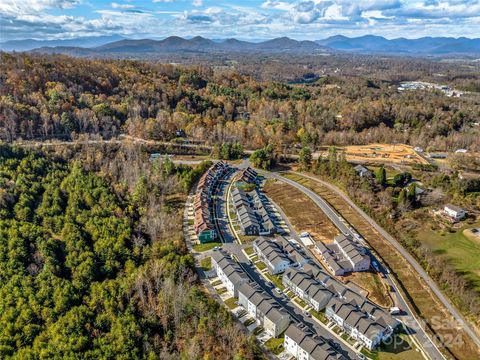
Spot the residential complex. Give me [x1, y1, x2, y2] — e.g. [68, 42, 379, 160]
[211, 248, 248, 297]
[284, 324, 347, 360]
[194, 161, 230, 243]
[253, 237, 309, 275]
[238, 281, 291, 337]
[326, 297, 398, 350]
[231, 186, 276, 236]
[315, 234, 370, 276]
[282, 267, 333, 312]
[210, 249, 291, 338]
[282, 263, 399, 350]
[239, 166, 258, 184]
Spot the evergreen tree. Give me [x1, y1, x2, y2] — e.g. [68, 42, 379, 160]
[376, 166, 387, 187]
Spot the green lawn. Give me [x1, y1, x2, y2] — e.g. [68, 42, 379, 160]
[216, 287, 228, 295]
[244, 246, 255, 256]
[361, 333, 423, 360]
[243, 318, 256, 326]
[264, 336, 285, 355]
[310, 309, 327, 323]
[200, 257, 211, 271]
[265, 273, 285, 290]
[211, 279, 222, 287]
[255, 261, 267, 271]
[418, 221, 480, 292]
[193, 241, 222, 252]
[293, 297, 307, 308]
[224, 297, 238, 310]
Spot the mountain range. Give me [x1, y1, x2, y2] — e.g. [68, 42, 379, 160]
[1, 35, 479, 57]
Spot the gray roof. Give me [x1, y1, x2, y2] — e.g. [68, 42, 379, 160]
[254, 238, 290, 267]
[285, 324, 347, 360]
[445, 203, 464, 213]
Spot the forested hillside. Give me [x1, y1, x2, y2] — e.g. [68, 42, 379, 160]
[1, 53, 479, 151]
[0, 145, 259, 359]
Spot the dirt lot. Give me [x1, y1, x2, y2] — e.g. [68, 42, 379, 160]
[263, 179, 339, 242]
[317, 143, 429, 166]
[282, 172, 479, 360]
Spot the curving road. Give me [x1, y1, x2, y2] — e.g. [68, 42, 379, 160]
[289, 171, 480, 352]
[257, 169, 448, 360]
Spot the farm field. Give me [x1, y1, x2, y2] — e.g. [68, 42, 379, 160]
[316, 143, 429, 166]
[281, 172, 479, 360]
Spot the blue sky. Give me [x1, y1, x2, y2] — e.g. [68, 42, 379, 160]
[1, 0, 479, 41]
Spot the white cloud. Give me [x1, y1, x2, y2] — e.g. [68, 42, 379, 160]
[1, 0, 480, 41]
[111, 2, 135, 9]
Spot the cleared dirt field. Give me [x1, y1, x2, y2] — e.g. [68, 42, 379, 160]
[282, 172, 479, 360]
[320, 143, 429, 166]
[263, 179, 339, 242]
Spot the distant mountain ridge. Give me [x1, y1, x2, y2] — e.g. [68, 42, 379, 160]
[316, 35, 480, 55]
[3, 35, 479, 57]
[0, 35, 125, 52]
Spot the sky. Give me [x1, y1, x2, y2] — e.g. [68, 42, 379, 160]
[1, 0, 479, 42]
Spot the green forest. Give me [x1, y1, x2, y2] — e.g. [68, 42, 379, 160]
[0, 144, 259, 359]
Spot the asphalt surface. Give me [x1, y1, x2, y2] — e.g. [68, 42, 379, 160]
[212, 169, 360, 360]
[290, 171, 480, 352]
[259, 170, 450, 360]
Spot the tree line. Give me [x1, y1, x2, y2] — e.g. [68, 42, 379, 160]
[1, 53, 479, 153]
[0, 144, 261, 359]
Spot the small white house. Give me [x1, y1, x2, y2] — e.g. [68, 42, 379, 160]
[444, 204, 467, 221]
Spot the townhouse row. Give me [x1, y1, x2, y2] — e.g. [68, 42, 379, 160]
[315, 234, 370, 276]
[193, 161, 230, 243]
[284, 324, 347, 360]
[231, 186, 276, 236]
[211, 249, 348, 359]
[253, 237, 309, 274]
[282, 264, 399, 350]
[210, 249, 290, 337]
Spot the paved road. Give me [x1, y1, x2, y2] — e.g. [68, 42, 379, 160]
[290, 171, 480, 352]
[212, 170, 359, 359]
[257, 170, 448, 360]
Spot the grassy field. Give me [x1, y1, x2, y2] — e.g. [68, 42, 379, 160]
[344, 271, 393, 308]
[281, 172, 479, 360]
[417, 222, 480, 292]
[193, 241, 222, 252]
[263, 179, 339, 242]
